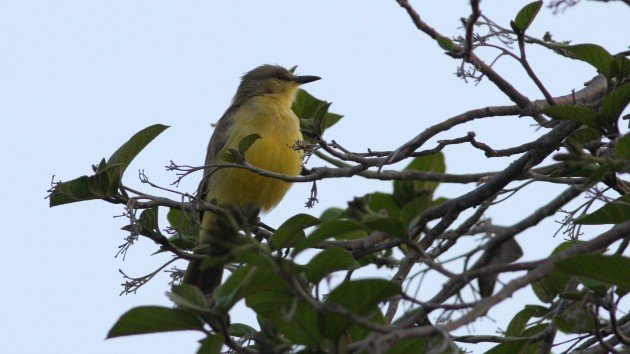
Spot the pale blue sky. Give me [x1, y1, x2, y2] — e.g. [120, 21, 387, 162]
[1, 1, 628, 353]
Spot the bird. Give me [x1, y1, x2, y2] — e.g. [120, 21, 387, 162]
[183, 65, 321, 294]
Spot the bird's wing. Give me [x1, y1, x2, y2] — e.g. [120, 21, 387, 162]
[196, 104, 239, 199]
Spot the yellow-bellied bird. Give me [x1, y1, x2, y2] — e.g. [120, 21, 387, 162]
[183, 65, 321, 294]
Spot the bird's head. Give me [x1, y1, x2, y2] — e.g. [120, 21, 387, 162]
[234, 65, 321, 107]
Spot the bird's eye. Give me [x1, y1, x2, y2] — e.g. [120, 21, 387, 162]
[276, 73, 287, 81]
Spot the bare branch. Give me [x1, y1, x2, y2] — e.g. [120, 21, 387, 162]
[444, 221, 630, 331]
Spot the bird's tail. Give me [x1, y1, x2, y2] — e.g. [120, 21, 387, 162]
[182, 210, 224, 295]
[182, 258, 224, 296]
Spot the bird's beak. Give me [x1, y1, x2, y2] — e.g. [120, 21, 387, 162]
[293, 75, 321, 85]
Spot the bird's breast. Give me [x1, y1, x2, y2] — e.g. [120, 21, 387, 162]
[207, 97, 303, 211]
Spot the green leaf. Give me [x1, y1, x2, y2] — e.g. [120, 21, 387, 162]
[269, 214, 321, 250]
[246, 290, 292, 318]
[611, 56, 630, 79]
[321, 279, 400, 339]
[521, 324, 549, 352]
[138, 207, 160, 236]
[362, 217, 406, 238]
[584, 165, 611, 186]
[559, 291, 588, 301]
[556, 255, 630, 288]
[159, 232, 196, 252]
[387, 338, 434, 354]
[273, 301, 324, 347]
[367, 192, 400, 218]
[293, 219, 366, 255]
[49, 164, 125, 206]
[506, 315, 530, 338]
[506, 307, 541, 336]
[566, 126, 602, 146]
[94, 157, 107, 172]
[393, 153, 445, 206]
[319, 207, 345, 221]
[327, 280, 401, 310]
[50, 124, 168, 207]
[106, 306, 204, 338]
[531, 242, 575, 303]
[237, 265, 317, 348]
[343, 310, 387, 343]
[244, 273, 324, 347]
[617, 133, 630, 159]
[227, 323, 257, 338]
[400, 195, 431, 226]
[234, 247, 275, 267]
[107, 124, 169, 174]
[485, 324, 548, 354]
[197, 334, 224, 354]
[478, 239, 523, 298]
[292, 89, 343, 137]
[599, 83, 630, 123]
[218, 148, 239, 163]
[513, 1, 543, 32]
[557, 301, 596, 334]
[575, 194, 630, 224]
[485, 339, 528, 354]
[167, 208, 199, 236]
[410, 153, 445, 193]
[213, 266, 257, 312]
[577, 276, 610, 296]
[238, 133, 262, 154]
[565, 44, 614, 78]
[323, 116, 343, 132]
[305, 247, 358, 283]
[318, 220, 366, 241]
[544, 105, 600, 130]
[244, 266, 294, 295]
[167, 284, 209, 313]
[436, 36, 454, 51]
